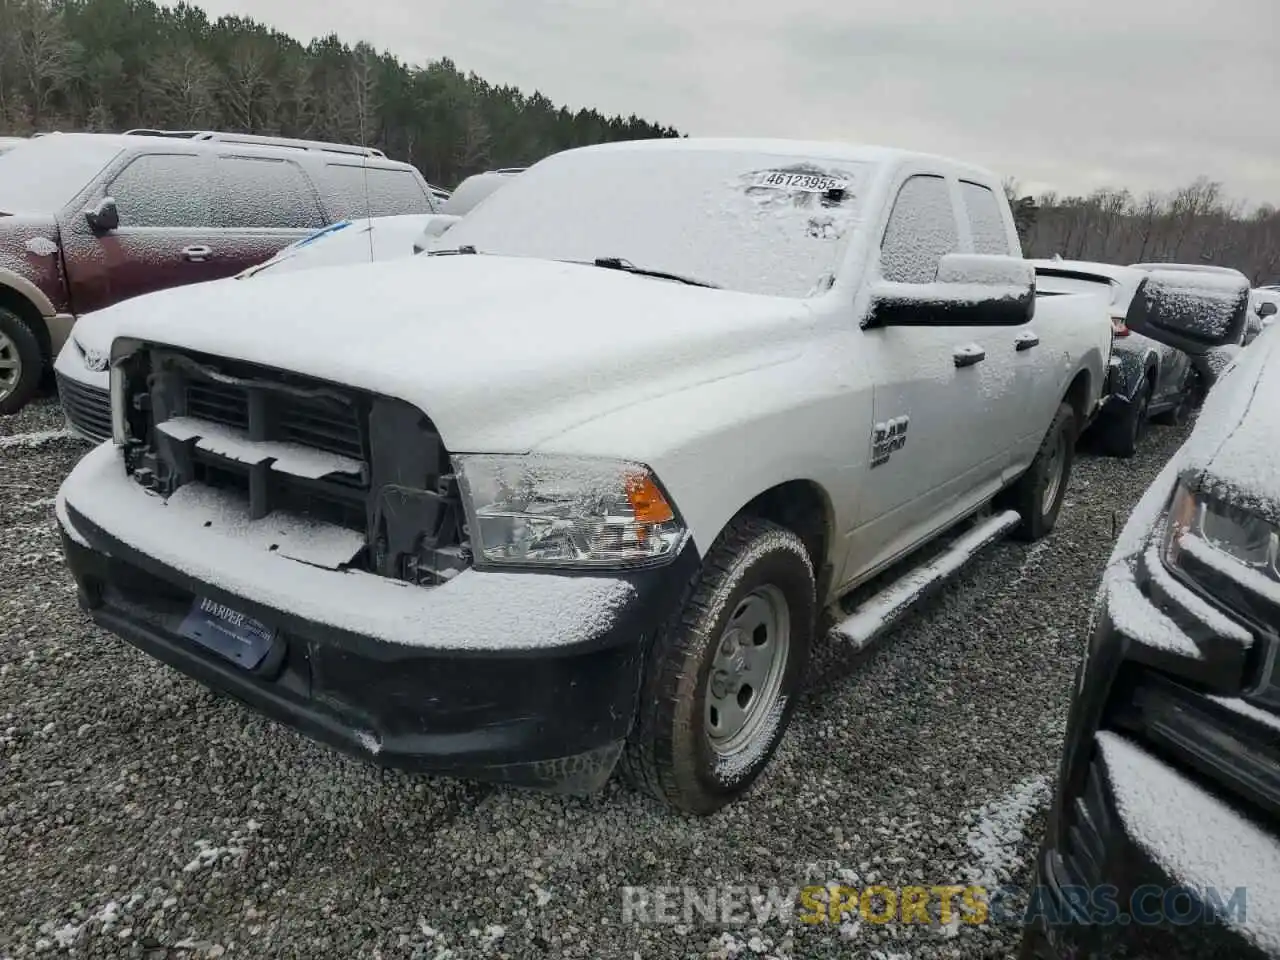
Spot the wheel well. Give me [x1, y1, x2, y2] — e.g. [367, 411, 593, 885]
[0, 285, 51, 363]
[1063, 369, 1090, 424]
[741, 480, 833, 575]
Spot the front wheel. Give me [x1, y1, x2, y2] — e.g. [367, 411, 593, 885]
[621, 516, 815, 814]
[1006, 402, 1076, 542]
[0, 307, 43, 416]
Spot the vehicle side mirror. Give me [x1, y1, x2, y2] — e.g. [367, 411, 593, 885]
[84, 196, 119, 233]
[1258, 301, 1278, 318]
[1123, 270, 1251, 355]
[412, 214, 463, 254]
[865, 254, 1035, 328]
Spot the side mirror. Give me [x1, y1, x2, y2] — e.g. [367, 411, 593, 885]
[1258, 301, 1278, 319]
[412, 214, 462, 254]
[1123, 269, 1251, 355]
[865, 254, 1035, 328]
[84, 196, 119, 233]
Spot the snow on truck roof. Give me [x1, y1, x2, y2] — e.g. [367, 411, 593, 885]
[568, 137, 999, 179]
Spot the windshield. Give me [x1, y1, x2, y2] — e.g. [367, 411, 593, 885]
[438, 147, 871, 298]
[0, 135, 124, 214]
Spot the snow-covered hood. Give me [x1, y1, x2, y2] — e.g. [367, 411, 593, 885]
[98, 253, 817, 450]
[1179, 330, 1280, 522]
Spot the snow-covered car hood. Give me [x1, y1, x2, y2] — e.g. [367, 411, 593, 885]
[96, 253, 817, 451]
[1177, 330, 1280, 521]
[235, 214, 445, 280]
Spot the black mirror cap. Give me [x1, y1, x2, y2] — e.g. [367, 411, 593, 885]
[1259, 301, 1278, 318]
[1124, 270, 1251, 355]
[84, 196, 119, 233]
[867, 284, 1034, 328]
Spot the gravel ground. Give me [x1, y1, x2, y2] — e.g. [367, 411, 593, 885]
[0, 396, 1190, 960]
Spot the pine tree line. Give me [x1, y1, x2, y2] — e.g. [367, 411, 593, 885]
[0, 0, 681, 188]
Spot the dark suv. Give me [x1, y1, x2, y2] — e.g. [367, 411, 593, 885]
[1023, 271, 1276, 959]
[0, 129, 440, 413]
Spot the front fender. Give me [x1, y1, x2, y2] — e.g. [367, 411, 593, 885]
[1110, 345, 1158, 401]
[529, 335, 872, 568]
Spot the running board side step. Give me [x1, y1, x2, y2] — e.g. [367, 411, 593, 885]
[830, 510, 1021, 650]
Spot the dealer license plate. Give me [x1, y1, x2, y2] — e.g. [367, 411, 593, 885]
[178, 596, 277, 669]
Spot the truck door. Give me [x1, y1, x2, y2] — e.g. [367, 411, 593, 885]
[842, 174, 1019, 585]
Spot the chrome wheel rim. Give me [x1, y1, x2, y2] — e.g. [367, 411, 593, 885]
[705, 585, 791, 757]
[0, 330, 19, 401]
[1041, 428, 1067, 515]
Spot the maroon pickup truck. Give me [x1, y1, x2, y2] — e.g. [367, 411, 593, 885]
[0, 130, 441, 414]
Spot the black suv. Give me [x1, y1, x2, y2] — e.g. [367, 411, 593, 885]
[0, 129, 440, 414]
[1023, 270, 1278, 959]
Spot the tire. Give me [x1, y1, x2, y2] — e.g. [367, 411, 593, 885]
[1006, 402, 1075, 543]
[0, 307, 43, 416]
[621, 516, 815, 814]
[1099, 374, 1151, 458]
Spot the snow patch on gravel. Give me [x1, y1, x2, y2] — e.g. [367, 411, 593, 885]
[0, 429, 78, 450]
[963, 775, 1050, 888]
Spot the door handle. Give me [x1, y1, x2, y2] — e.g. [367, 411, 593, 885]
[1014, 331, 1040, 351]
[182, 244, 214, 262]
[953, 344, 986, 368]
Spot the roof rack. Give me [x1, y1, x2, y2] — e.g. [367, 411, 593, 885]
[490, 167, 526, 175]
[122, 129, 386, 159]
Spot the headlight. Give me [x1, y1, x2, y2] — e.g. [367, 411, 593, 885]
[109, 337, 142, 445]
[1163, 481, 1280, 603]
[455, 455, 688, 569]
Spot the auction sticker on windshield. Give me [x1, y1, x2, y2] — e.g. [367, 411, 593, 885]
[753, 171, 850, 193]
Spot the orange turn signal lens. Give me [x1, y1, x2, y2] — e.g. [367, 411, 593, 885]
[625, 474, 675, 525]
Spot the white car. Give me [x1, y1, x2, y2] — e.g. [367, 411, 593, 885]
[438, 169, 523, 217]
[56, 139, 1111, 813]
[55, 213, 457, 442]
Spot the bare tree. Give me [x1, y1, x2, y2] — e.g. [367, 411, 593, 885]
[14, 0, 77, 128]
[144, 47, 217, 128]
[221, 38, 270, 132]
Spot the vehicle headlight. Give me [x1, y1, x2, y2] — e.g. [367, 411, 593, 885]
[1163, 481, 1280, 594]
[455, 455, 688, 568]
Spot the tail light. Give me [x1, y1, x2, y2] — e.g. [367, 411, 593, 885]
[1111, 317, 1130, 337]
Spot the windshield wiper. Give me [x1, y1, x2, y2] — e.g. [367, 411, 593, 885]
[427, 245, 480, 256]
[587, 257, 720, 288]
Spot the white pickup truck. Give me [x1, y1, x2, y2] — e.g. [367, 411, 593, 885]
[56, 139, 1111, 813]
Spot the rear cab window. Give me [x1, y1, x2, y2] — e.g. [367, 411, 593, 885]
[319, 163, 435, 220]
[959, 180, 1012, 256]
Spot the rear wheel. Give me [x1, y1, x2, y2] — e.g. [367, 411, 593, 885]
[0, 307, 43, 415]
[1006, 402, 1076, 542]
[1099, 374, 1151, 458]
[621, 516, 815, 814]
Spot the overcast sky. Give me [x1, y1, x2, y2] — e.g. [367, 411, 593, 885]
[200, 0, 1278, 203]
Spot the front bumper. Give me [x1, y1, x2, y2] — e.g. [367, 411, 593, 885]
[57, 443, 698, 792]
[1029, 576, 1280, 958]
